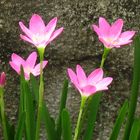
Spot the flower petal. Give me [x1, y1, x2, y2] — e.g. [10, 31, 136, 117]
[76, 65, 87, 87]
[11, 53, 25, 66]
[19, 22, 33, 39]
[26, 52, 37, 68]
[47, 27, 64, 44]
[88, 68, 103, 85]
[67, 68, 79, 87]
[114, 40, 132, 47]
[29, 14, 45, 34]
[32, 61, 48, 76]
[109, 19, 123, 40]
[44, 17, 58, 41]
[81, 85, 96, 97]
[20, 34, 34, 44]
[9, 62, 20, 74]
[99, 17, 110, 37]
[95, 77, 113, 91]
[0, 72, 6, 87]
[99, 37, 112, 48]
[119, 31, 135, 42]
[92, 25, 102, 36]
[24, 73, 30, 80]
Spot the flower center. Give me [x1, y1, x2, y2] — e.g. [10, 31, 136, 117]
[105, 38, 118, 45]
[24, 66, 31, 75]
[32, 33, 44, 44]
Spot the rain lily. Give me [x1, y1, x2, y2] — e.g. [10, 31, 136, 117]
[92, 17, 135, 48]
[0, 72, 6, 87]
[9, 52, 48, 80]
[67, 65, 113, 97]
[19, 14, 64, 48]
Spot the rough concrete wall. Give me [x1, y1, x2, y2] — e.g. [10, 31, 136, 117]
[0, 0, 139, 64]
[0, 0, 140, 139]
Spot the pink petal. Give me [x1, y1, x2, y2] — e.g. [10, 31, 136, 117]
[26, 52, 37, 68]
[24, 73, 30, 80]
[76, 65, 87, 87]
[99, 17, 110, 37]
[99, 37, 112, 48]
[114, 40, 132, 47]
[32, 61, 48, 76]
[88, 68, 103, 85]
[48, 27, 64, 44]
[109, 19, 123, 40]
[19, 22, 33, 39]
[112, 31, 135, 47]
[11, 53, 25, 66]
[92, 25, 102, 36]
[119, 31, 135, 41]
[95, 77, 113, 91]
[29, 14, 45, 34]
[9, 62, 20, 74]
[0, 72, 6, 87]
[20, 34, 34, 44]
[44, 17, 58, 41]
[67, 68, 79, 87]
[81, 85, 96, 97]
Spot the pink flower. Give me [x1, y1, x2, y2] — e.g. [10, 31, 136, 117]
[9, 52, 48, 80]
[67, 65, 113, 97]
[0, 72, 6, 87]
[92, 17, 135, 48]
[19, 14, 64, 48]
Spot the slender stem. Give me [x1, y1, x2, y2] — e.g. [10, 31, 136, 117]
[73, 96, 87, 140]
[35, 48, 44, 140]
[83, 47, 111, 140]
[100, 47, 110, 68]
[24, 81, 31, 140]
[0, 88, 8, 140]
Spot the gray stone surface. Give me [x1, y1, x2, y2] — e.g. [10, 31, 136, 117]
[0, 0, 140, 139]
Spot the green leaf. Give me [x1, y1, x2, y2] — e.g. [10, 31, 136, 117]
[42, 102, 56, 140]
[129, 118, 140, 140]
[123, 36, 140, 140]
[61, 109, 72, 140]
[56, 79, 69, 139]
[5, 115, 15, 140]
[83, 93, 102, 140]
[19, 67, 25, 115]
[19, 67, 35, 140]
[109, 100, 128, 140]
[14, 112, 25, 140]
[30, 74, 39, 103]
[24, 81, 36, 140]
[0, 112, 15, 140]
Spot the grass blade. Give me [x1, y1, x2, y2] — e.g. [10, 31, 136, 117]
[129, 118, 140, 140]
[30, 74, 39, 103]
[83, 93, 102, 140]
[24, 81, 36, 140]
[109, 100, 128, 140]
[123, 36, 140, 140]
[42, 102, 56, 140]
[14, 112, 25, 140]
[61, 109, 72, 140]
[56, 79, 69, 139]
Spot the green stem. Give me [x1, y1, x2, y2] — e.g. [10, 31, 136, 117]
[0, 87, 8, 140]
[83, 47, 110, 140]
[35, 48, 45, 140]
[100, 47, 110, 68]
[73, 96, 87, 140]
